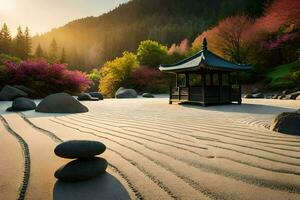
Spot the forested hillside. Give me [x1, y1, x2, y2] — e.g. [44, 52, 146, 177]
[32, 0, 267, 70]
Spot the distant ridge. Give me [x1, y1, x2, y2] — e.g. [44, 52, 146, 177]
[32, 0, 266, 69]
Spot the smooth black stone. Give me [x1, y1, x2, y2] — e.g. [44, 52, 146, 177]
[55, 140, 106, 159]
[89, 92, 103, 100]
[36, 93, 88, 113]
[6, 97, 36, 112]
[53, 173, 130, 200]
[77, 93, 99, 101]
[0, 85, 28, 101]
[55, 157, 108, 182]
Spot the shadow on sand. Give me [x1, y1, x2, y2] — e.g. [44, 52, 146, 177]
[53, 173, 130, 200]
[179, 102, 297, 115]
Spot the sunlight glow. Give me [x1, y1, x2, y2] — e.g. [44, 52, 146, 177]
[0, 0, 14, 12]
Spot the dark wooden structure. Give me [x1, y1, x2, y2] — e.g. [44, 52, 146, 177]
[159, 39, 252, 106]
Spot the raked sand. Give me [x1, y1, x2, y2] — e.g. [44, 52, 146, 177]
[0, 97, 300, 200]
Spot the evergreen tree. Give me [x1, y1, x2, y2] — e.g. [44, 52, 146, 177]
[49, 38, 58, 62]
[24, 27, 32, 58]
[13, 26, 26, 59]
[60, 47, 67, 63]
[0, 23, 12, 54]
[35, 44, 44, 58]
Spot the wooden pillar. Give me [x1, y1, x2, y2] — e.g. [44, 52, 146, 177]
[218, 72, 222, 103]
[202, 70, 206, 103]
[175, 73, 178, 87]
[186, 73, 190, 100]
[228, 72, 232, 102]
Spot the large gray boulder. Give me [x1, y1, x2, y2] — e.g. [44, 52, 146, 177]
[55, 140, 106, 159]
[55, 157, 108, 182]
[36, 93, 88, 113]
[89, 92, 103, 100]
[0, 85, 28, 101]
[6, 97, 36, 112]
[115, 87, 137, 99]
[77, 93, 99, 101]
[270, 112, 300, 135]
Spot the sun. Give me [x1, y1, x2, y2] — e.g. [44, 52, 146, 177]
[0, 0, 14, 12]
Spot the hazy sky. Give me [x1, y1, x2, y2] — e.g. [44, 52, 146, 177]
[0, 0, 129, 36]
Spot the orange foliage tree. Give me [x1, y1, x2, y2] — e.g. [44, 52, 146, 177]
[193, 15, 253, 63]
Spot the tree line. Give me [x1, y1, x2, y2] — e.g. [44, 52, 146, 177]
[0, 23, 66, 63]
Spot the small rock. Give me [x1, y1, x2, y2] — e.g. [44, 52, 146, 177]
[282, 90, 293, 95]
[279, 95, 286, 99]
[252, 93, 264, 98]
[142, 93, 154, 98]
[270, 112, 300, 135]
[55, 140, 106, 159]
[89, 92, 103, 100]
[55, 157, 108, 182]
[0, 85, 28, 101]
[6, 97, 36, 112]
[13, 85, 36, 97]
[286, 91, 300, 100]
[243, 94, 253, 98]
[297, 95, 300, 100]
[77, 93, 99, 101]
[115, 87, 137, 99]
[36, 93, 88, 113]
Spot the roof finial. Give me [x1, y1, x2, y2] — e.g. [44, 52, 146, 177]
[202, 38, 208, 50]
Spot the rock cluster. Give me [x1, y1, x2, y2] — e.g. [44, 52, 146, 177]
[54, 140, 107, 182]
[244, 88, 300, 100]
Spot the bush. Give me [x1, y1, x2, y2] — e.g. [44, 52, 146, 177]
[130, 67, 168, 93]
[99, 52, 139, 97]
[137, 40, 168, 68]
[87, 69, 101, 92]
[2, 60, 91, 97]
[0, 54, 21, 65]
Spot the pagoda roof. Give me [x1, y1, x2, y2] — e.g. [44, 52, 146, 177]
[159, 40, 252, 72]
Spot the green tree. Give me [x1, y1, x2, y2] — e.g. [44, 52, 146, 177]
[35, 44, 44, 58]
[49, 38, 58, 62]
[60, 47, 67, 63]
[13, 26, 26, 59]
[88, 69, 101, 92]
[0, 23, 12, 54]
[99, 51, 139, 97]
[24, 27, 32, 58]
[137, 40, 168, 68]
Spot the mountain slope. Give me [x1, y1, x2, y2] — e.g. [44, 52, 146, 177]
[33, 0, 267, 70]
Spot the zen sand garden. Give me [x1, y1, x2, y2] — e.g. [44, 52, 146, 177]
[0, 97, 300, 200]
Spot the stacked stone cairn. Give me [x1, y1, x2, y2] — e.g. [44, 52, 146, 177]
[54, 140, 107, 182]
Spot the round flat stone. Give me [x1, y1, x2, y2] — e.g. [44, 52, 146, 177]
[55, 140, 106, 159]
[55, 157, 108, 182]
